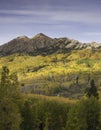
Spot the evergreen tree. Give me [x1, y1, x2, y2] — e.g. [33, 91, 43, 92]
[21, 100, 35, 130]
[86, 79, 99, 99]
[0, 66, 22, 130]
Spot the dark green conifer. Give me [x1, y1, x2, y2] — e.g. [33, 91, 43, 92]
[0, 66, 22, 130]
[86, 79, 99, 99]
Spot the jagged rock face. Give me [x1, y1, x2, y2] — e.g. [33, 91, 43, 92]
[0, 33, 101, 56]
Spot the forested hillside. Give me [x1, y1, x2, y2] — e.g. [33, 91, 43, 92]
[0, 49, 101, 98]
[0, 34, 101, 129]
[0, 66, 101, 130]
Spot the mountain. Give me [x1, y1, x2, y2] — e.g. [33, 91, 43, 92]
[0, 33, 101, 56]
[0, 33, 101, 98]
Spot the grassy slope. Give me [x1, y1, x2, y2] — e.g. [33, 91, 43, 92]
[0, 49, 101, 98]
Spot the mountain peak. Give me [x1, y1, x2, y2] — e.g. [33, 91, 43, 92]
[32, 33, 52, 39]
[17, 35, 29, 40]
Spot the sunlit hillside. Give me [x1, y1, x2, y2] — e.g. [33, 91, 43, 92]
[0, 49, 101, 98]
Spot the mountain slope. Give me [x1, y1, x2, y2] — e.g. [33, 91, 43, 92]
[0, 49, 101, 98]
[0, 33, 101, 56]
[0, 33, 101, 98]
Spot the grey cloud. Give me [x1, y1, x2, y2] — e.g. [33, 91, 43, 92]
[0, 9, 101, 24]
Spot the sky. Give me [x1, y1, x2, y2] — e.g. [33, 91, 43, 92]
[0, 0, 101, 45]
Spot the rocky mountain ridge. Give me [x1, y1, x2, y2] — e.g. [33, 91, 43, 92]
[0, 33, 101, 56]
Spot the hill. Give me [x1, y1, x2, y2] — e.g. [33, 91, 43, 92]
[0, 33, 101, 98]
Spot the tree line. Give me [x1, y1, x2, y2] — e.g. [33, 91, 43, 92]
[0, 66, 101, 130]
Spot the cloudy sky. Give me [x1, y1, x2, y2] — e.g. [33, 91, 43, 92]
[0, 0, 101, 44]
